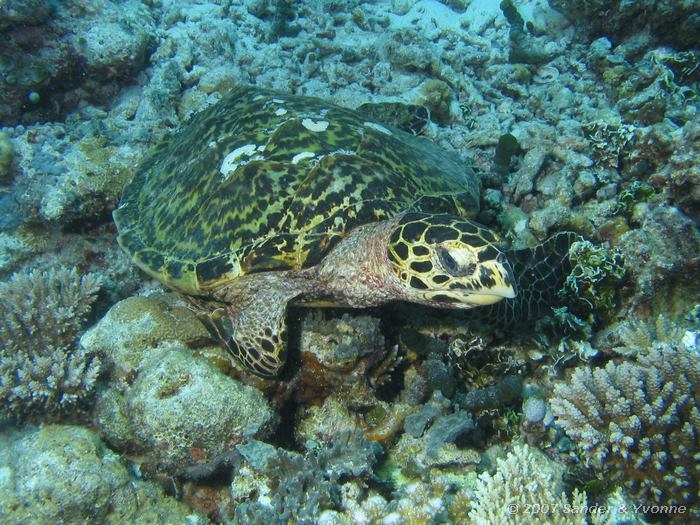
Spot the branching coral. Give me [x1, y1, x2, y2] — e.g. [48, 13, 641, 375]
[469, 444, 588, 525]
[550, 344, 700, 516]
[0, 266, 102, 419]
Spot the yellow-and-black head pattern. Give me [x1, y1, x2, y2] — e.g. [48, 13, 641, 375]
[387, 212, 516, 307]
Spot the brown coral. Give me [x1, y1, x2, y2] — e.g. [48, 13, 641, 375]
[550, 344, 700, 516]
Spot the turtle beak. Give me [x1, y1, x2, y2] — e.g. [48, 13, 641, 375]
[464, 254, 516, 305]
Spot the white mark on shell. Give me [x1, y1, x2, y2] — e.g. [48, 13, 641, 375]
[292, 151, 315, 164]
[220, 144, 262, 179]
[302, 118, 329, 132]
[272, 98, 285, 103]
[275, 108, 288, 116]
[363, 122, 392, 135]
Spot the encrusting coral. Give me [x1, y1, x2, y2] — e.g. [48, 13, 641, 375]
[0, 266, 102, 420]
[550, 343, 700, 516]
[231, 429, 380, 524]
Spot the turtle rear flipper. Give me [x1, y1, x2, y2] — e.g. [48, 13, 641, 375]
[485, 232, 581, 328]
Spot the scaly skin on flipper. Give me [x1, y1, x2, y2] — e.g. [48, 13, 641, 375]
[192, 273, 304, 377]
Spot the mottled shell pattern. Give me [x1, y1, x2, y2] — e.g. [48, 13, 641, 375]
[114, 86, 480, 295]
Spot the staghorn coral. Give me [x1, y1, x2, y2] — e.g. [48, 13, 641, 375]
[550, 344, 700, 516]
[0, 266, 102, 420]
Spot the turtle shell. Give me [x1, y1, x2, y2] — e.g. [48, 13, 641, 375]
[114, 86, 481, 295]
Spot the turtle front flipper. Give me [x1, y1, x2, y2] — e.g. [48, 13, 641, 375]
[196, 278, 303, 377]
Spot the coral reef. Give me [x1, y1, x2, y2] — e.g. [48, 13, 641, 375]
[0, 424, 210, 525]
[548, 0, 700, 50]
[84, 294, 275, 473]
[0, 0, 698, 522]
[469, 444, 587, 525]
[550, 343, 700, 516]
[0, 266, 102, 420]
[230, 430, 379, 524]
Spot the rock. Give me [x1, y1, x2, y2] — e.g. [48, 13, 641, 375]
[0, 425, 209, 524]
[95, 342, 276, 472]
[616, 205, 700, 303]
[522, 397, 547, 423]
[404, 402, 442, 438]
[80, 293, 212, 372]
[72, 2, 156, 79]
[425, 410, 475, 454]
[419, 357, 456, 399]
[0, 0, 53, 32]
[86, 293, 275, 473]
[459, 375, 523, 412]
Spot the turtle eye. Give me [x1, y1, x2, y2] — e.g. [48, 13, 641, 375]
[437, 247, 476, 277]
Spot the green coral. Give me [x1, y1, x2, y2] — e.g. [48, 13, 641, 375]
[0, 131, 14, 184]
[613, 181, 656, 216]
[582, 121, 636, 168]
[562, 240, 625, 319]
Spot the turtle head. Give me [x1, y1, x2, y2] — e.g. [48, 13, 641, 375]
[387, 213, 516, 307]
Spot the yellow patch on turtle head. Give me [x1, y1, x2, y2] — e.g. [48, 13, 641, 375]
[387, 212, 516, 308]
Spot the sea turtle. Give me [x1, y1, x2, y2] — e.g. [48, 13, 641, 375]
[114, 86, 574, 378]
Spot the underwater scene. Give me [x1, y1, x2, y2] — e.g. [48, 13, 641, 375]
[1, 0, 699, 523]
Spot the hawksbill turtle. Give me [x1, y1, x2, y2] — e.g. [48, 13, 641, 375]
[114, 86, 575, 377]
